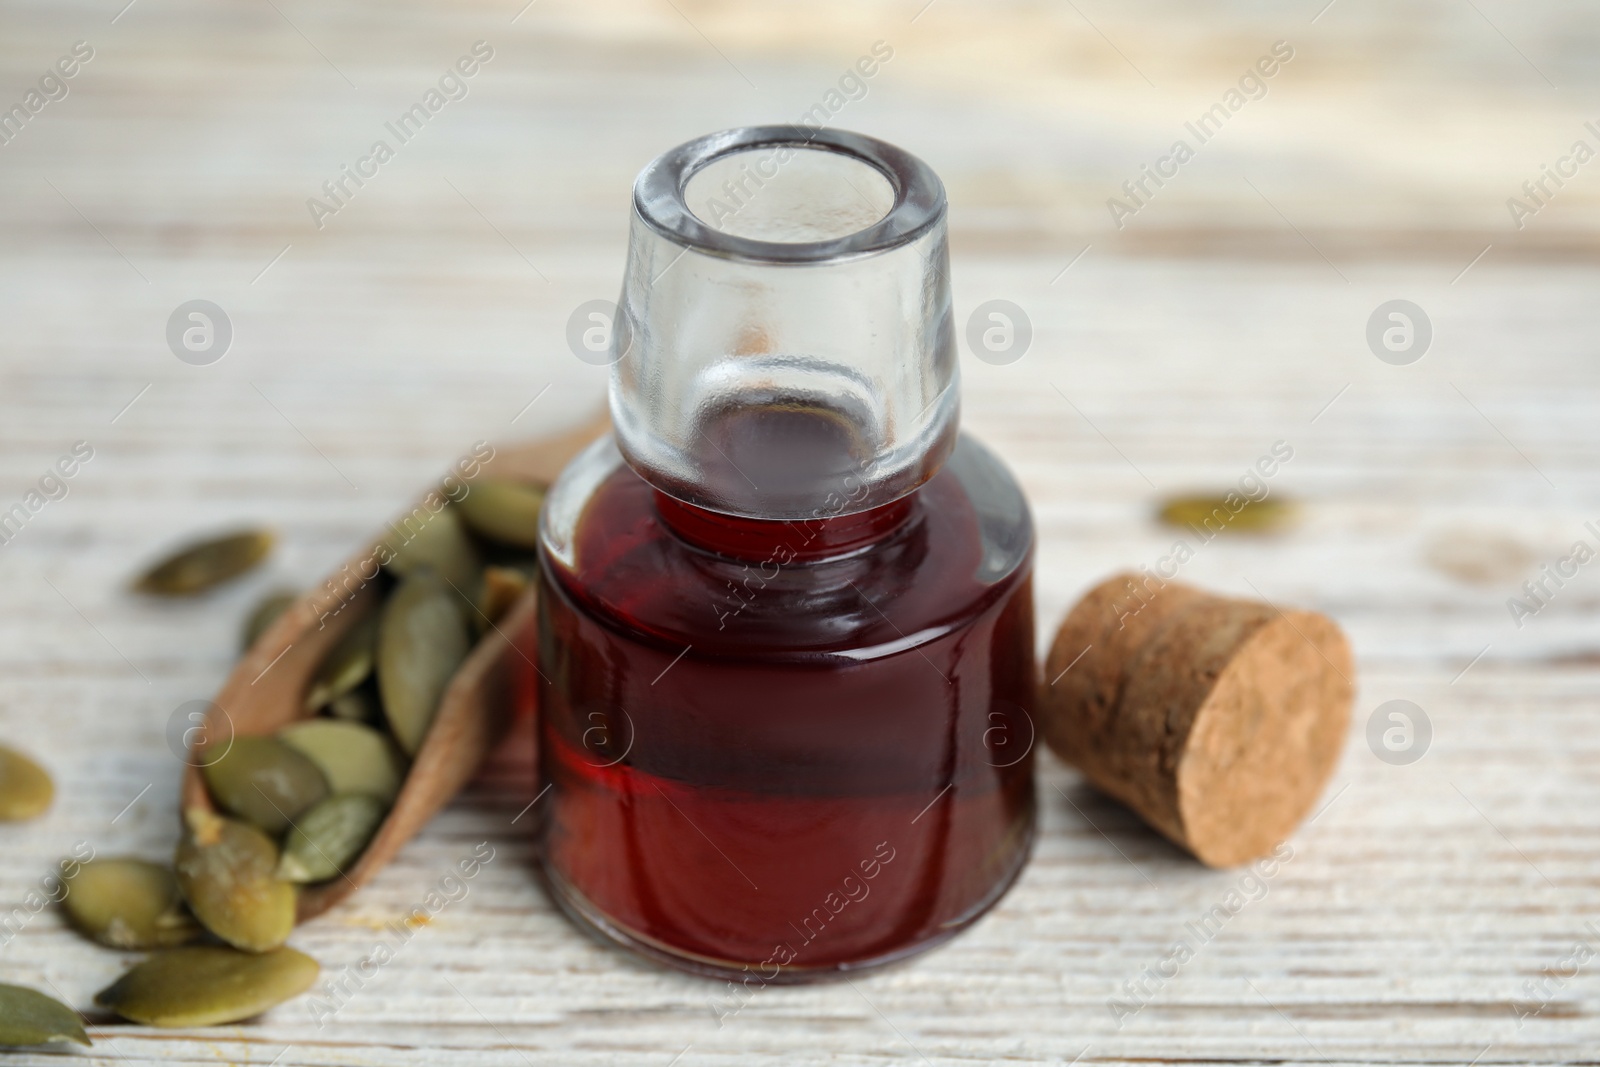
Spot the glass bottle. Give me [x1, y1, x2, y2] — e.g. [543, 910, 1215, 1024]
[530, 126, 1036, 982]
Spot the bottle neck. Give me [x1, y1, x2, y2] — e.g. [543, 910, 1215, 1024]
[613, 126, 957, 522]
[652, 489, 915, 564]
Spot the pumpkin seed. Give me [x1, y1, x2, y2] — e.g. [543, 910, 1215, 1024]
[200, 736, 329, 835]
[1156, 494, 1297, 534]
[327, 686, 380, 724]
[456, 480, 546, 549]
[62, 858, 200, 950]
[241, 589, 297, 651]
[379, 506, 480, 592]
[94, 945, 317, 1028]
[0, 983, 89, 1047]
[279, 720, 405, 804]
[378, 568, 472, 755]
[276, 794, 386, 883]
[0, 745, 52, 822]
[174, 809, 296, 952]
[475, 565, 529, 634]
[133, 530, 275, 596]
[305, 612, 378, 711]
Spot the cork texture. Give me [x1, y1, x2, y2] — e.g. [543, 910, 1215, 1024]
[1042, 574, 1353, 867]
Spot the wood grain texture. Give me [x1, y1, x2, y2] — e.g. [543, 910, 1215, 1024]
[1, 1, 1597, 1064]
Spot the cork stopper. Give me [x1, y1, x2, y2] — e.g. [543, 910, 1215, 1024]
[1041, 573, 1353, 867]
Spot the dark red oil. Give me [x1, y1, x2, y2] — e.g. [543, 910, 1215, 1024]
[531, 442, 1035, 979]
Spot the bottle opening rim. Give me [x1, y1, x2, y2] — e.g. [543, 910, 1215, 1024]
[633, 125, 946, 265]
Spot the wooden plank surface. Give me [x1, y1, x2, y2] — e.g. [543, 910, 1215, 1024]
[1, 1, 1598, 1063]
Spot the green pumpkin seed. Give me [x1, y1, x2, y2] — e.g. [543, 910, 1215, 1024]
[305, 612, 378, 711]
[1156, 494, 1298, 534]
[379, 506, 480, 592]
[276, 794, 386, 883]
[94, 945, 317, 1028]
[378, 568, 472, 755]
[279, 720, 405, 804]
[456, 480, 546, 549]
[0, 983, 89, 1047]
[241, 589, 298, 651]
[475, 565, 529, 634]
[200, 735, 329, 835]
[62, 858, 200, 950]
[327, 686, 380, 724]
[174, 809, 296, 952]
[133, 530, 275, 596]
[0, 745, 52, 822]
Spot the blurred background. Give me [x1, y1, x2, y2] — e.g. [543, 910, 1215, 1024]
[2, 0, 1597, 1063]
[2, 0, 1595, 638]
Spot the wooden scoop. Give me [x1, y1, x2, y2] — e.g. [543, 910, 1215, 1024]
[182, 413, 608, 921]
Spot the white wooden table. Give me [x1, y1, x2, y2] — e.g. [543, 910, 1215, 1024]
[2, 1, 1597, 1063]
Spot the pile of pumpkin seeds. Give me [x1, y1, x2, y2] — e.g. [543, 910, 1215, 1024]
[0, 480, 545, 1047]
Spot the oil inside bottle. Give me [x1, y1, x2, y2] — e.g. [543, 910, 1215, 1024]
[532, 405, 1035, 978]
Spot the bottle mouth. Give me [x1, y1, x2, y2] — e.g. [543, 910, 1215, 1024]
[633, 126, 946, 265]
